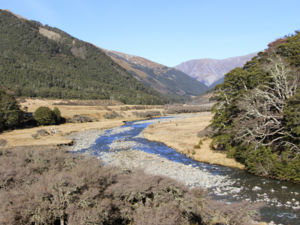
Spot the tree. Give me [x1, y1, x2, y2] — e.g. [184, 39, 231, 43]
[0, 90, 23, 131]
[53, 107, 62, 124]
[211, 31, 300, 182]
[234, 56, 300, 153]
[34, 107, 57, 125]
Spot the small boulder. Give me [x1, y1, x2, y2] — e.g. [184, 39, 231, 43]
[252, 186, 262, 191]
[50, 128, 61, 134]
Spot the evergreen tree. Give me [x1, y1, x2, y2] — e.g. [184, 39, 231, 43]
[0, 90, 23, 132]
[211, 31, 300, 183]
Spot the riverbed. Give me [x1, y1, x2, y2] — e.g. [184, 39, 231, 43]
[72, 115, 300, 225]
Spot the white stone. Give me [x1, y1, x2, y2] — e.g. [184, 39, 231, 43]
[252, 186, 262, 191]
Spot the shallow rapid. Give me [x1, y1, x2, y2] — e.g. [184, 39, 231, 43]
[77, 116, 300, 225]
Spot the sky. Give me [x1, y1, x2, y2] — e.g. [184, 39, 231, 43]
[1, 0, 300, 67]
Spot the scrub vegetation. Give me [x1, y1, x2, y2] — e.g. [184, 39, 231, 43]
[0, 146, 258, 225]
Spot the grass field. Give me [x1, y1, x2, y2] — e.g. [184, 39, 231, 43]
[0, 98, 164, 147]
[142, 112, 244, 169]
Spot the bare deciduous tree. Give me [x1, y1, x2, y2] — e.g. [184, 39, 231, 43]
[235, 56, 300, 153]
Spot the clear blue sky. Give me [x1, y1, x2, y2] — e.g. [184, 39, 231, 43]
[1, 0, 300, 66]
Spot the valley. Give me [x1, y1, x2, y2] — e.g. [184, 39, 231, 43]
[72, 114, 300, 225]
[1, 98, 299, 224]
[1, 6, 300, 225]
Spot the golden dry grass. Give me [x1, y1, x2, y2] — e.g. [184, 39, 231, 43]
[143, 112, 244, 169]
[0, 98, 165, 148]
[0, 120, 124, 147]
[19, 98, 164, 120]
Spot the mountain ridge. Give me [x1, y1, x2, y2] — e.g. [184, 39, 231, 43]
[175, 53, 257, 87]
[103, 49, 209, 101]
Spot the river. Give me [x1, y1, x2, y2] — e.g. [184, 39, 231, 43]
[76, 116, 300, 225]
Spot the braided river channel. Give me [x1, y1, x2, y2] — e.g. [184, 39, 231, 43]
[77, 116, 300, 224]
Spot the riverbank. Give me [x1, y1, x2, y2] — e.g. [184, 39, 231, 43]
[63, 117, 276, 225]
[64, 115, 237, 189]
[0, 120, 124, 147]
[100, 149, 235, 189]
[142, 112, 245, 169]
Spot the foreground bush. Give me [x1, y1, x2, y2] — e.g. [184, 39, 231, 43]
[0, 146, 258, 225]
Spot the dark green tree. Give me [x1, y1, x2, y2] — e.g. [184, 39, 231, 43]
[0, 90, 23, 132]
[211, 31, 300, 183]
[53, 107, 62, 124]
[34, 107, 56, 126]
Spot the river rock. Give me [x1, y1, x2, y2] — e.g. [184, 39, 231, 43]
[100, 149, 235, 190]
[252, 186, 262, 191]
[67, 129, 105, 151]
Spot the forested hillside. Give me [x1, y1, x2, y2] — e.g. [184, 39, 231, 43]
[0, 10, 165, 104]
[211, 31, 300, 182]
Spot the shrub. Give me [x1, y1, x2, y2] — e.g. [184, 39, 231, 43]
[0, 146, 258, 225]
[33, 107, 57, 125]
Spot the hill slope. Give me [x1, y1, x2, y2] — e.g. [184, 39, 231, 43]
[104, 50, 208, 101]
[0, 10, 164, 104]
[175, 53, 257, 87]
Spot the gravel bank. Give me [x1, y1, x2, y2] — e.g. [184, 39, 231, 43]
[67, 129, 105, 151]
[100, 149, 235, 190]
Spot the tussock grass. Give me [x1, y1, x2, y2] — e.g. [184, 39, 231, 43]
[143, 112, 244, 169]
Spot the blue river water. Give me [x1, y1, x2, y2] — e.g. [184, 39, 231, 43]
[77, 116, 300, 225]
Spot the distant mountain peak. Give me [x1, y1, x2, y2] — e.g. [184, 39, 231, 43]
[175, 52, 257, 87]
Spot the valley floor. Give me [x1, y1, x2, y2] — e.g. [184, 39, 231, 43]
[142, 112, 245, 169]
[0, 98, 163, 147]
[0, 98, 243, 170]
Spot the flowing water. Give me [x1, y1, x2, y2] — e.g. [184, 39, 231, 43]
[77, 116, 300, 225]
